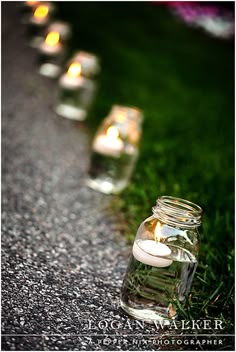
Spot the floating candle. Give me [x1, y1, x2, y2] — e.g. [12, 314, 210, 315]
[132, 222, 173, 268]
[40, 31, 62, 54]
[32, 4, 49, 24]
[59, 62, 83, 89]
[132, 240, 173, 268]
[45, 31, 59, 45]
[93, 126, 124, 158]
[68, 62, 82, 77]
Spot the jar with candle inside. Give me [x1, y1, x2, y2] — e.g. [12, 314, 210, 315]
[25, 2, 56, 47]
[55, 51, 100, 121]
[38, 21, 71, 78]
[120, 196, 202, 322]
[87, 105, 143, 194]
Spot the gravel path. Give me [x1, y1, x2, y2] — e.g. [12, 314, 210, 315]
[1, 3, 162, 351]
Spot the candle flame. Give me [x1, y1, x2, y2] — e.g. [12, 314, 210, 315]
[106, 126, 119, 140]
[67, 63, 82, 78]
[34, 5, 49, 19]
[154, 222, 162, 242]
[45, 31, 60, 46]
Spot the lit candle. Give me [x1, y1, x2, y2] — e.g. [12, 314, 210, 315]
[26, 3, 56, 48]
[59, 62, 84, 89]
[40, 31, 62, 55]
[132, 222, 173, 268]
[93, 126, 124, 158]
[31, 4, 49, 25]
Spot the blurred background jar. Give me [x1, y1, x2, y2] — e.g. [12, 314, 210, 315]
[120, 196, 202, 322]
[38, 21, 71, 78]
[55, 51, 100, 121]
[87, 105, 143, 194]
[23, 2, 56, 48]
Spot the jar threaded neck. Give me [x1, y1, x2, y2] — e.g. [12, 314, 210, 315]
[152, 196, 202, 228]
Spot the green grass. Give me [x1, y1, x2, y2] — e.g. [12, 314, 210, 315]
[57, 1, 234, 337]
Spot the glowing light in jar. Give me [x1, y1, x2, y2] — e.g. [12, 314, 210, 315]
[93, 125, 123, 158]
[34, 5, 49, 19]
[106, 126, 120, 140]
[67, 63, 82, 78]
[45, 31, 60, 46]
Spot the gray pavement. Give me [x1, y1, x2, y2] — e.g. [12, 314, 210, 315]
[1, 3, 162, 351]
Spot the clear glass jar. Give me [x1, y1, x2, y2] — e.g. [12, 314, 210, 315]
[87, 105, 143, 194]
[55, 51, 100, 120]
[25, 2, 56, 48]
[120, 196, 202, 322]
[38, 22, 71, 78]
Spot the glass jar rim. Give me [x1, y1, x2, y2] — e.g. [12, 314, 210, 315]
[152, 196, 202, 228]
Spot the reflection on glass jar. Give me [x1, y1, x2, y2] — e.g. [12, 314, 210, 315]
[37, 21, 71, 78]
[120, 196, 202, 322]
[87, 105, 143, 194]
[55, 52, 100, 120]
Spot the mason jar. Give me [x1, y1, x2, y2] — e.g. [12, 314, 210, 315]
[38, 22, 71, 78]
[25, 2, 56, 47]
[55, 51, 100, 120]
[120, 196, 202, 322]
[87, 105, 143, 194]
